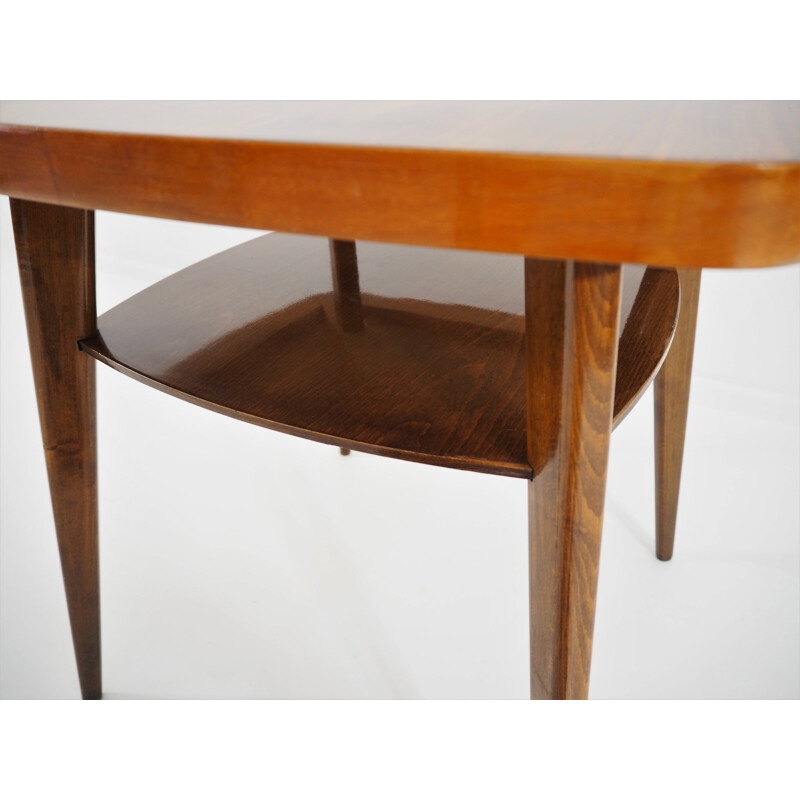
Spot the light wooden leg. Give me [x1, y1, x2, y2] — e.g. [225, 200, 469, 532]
[11, 199, 101, 700]
[654, 269, 701, 561]
[525, 258, 621, 700]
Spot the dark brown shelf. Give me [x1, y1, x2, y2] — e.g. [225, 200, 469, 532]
[80, 234, 679, 478]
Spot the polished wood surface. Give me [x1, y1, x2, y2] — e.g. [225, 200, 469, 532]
[329, 238, 364, 332]
[4, 104, 796, 701]
[79, 233, 678, 479]
[613, 267, 681, 425]
[2, 102, 799, 268]
[331, 237, 359, 459]
[525, 259, 621, 700]
[2, 101, 798, 160]
[10, 199, 101, 700]
[654, 269, 702, 561]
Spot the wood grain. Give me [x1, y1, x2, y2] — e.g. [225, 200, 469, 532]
[79, 234, 677, 478]
[1, 102, 799, 268]
[329, 238, 363, 332]
[614, 267, 680, 424]
[525, 258, 621, 700]
[2, 101, 798, 161]
[10, 199, 101, 700]
[654, 269, 702, 561]
[331, 238, 360, 458]
[2, 102, 797, 702]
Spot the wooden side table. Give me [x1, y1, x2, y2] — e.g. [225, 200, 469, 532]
[1, 101, 798, 699]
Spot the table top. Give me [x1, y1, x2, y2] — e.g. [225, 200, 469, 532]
[2, 101, 799, 267]
[2, 101, 800, 161]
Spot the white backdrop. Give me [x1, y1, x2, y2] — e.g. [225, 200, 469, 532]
[1, 205, 798, 698]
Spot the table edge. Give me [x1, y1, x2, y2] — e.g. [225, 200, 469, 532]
[2, 124, 799, 268]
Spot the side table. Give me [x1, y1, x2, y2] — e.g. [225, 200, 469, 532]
[1, 101, 798, 699]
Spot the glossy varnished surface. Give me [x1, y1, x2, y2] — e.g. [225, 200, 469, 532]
[655, 270, 702, 561]
[11, 200, 101, 700]
[525, 259, 621, 699]
[1, 102, 799, 268]
[80, 234, 679, 478]
[2, 101, 799, 160]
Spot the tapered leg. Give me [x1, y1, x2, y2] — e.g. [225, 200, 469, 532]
[654, 269, 701, 561]
[525, 258, 621, 700]
[329, 238, 363, 333]
[330, 239, 361, 460]
[10, 199, 101, 700]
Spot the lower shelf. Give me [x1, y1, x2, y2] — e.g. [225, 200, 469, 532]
[81, 234, 679, 478]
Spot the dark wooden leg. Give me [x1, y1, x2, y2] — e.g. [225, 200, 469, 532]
[10, 199, 101, 700]
[331, 239, 361, 459]
[654, 269, 701, 561]
[329, 238, 363, 333]
[525, 258, 621, 700]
